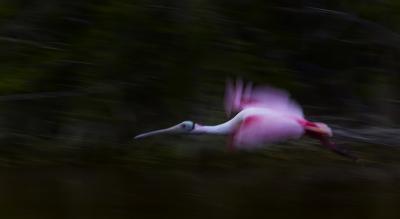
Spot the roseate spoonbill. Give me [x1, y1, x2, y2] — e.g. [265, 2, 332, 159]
[135, 79, 358, 160]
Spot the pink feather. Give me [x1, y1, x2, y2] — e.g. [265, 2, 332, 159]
[224, 79, 303, 118]
[232, 113, 304, 149]
[224, 79, 305, 149]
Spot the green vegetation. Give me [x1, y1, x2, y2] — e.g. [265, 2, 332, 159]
[0, 1, 399, 218]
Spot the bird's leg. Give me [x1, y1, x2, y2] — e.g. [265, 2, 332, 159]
[319, 137, 359, 161]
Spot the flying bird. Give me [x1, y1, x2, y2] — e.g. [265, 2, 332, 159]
[135, 79, 358, 160]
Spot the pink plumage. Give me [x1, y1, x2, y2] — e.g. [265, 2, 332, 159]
[233, 114, 304, 149]
[135, 79, 358, 160]
[225, 79, 305, 149]
[225, 79, 303, 118]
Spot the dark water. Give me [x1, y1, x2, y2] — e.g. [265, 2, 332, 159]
[1, 144, 399, 219]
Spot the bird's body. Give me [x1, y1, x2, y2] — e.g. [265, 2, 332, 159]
[193, 107, 304, 149]
[135, 79, 357, 160]
[231, 107, 305, 149]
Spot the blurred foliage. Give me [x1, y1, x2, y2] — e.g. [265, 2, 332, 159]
[0, 0, 398, 155]
[0, 1, 399, 218]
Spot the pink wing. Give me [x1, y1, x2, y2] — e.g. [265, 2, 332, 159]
[232, 114, 304, 150]
[224, 79, 304, 118]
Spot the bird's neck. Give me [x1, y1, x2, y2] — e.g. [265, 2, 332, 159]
[193, 116, 242, 135]
[193, 124, 230, 135]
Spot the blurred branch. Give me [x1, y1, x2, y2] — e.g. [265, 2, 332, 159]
[144, 4, 234, 24]
[0, 36, 64, 51]
[0, 82, 121, 101]
[0, 91, 86, 101]
[59, 59, 95, 66]
[334, 126, 400, 146]
[275, 6, 400, 48]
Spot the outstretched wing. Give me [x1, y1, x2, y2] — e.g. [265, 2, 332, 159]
[232, 114, 304, 150]
[224, 79, 304, 118]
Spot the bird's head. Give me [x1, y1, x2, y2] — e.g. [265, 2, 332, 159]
[304, 122, 333, 138]
[134, 120, 196, 139]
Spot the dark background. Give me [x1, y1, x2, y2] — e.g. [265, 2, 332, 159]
[0, 0, 399, 218]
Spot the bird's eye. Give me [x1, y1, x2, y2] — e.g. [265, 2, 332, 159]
[181, 124, 186, 128]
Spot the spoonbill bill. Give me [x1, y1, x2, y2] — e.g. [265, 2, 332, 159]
[135, 79, 358, 160]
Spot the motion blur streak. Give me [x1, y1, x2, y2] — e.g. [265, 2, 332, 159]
[0, 0, 399, 219]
